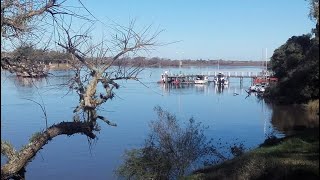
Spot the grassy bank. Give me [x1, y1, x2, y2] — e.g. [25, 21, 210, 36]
[185, 129, 319, 180]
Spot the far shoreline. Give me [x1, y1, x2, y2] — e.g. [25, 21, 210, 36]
[48, 62, 267, 71]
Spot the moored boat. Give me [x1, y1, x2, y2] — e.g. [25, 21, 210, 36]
[213, 72, 229, 85]
[194, 75, 209, 84]
[249, 83, 268, 92]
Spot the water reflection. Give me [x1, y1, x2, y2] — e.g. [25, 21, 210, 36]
[13, 76, 46, 87]
[159, 83, 231, 95]
[1, 71, 75, 99]
[3, 68, 312, 179]
[214, 84, 228, 94]
[270, 104, 319, 135]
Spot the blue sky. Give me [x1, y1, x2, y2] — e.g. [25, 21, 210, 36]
[77, 0, 315, 61]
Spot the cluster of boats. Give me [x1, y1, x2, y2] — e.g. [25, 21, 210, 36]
[160, 71, 229, 85]
[159, 71, 274, 97]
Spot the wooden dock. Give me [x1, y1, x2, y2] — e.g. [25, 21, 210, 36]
[160, 71, 274, 84]
[167, 71, 271, 78]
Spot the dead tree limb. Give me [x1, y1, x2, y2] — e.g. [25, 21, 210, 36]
[1, 0, 58, 38]
[56, 22, 161, 123]
[1, 121, 96, 180]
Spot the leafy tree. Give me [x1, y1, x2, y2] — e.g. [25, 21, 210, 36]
[270, 35, 312, 79]
[116, 106, 225, 179]
[265, 1, 319, 104]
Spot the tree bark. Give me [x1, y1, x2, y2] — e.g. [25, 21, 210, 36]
[1, 121, 96, 180]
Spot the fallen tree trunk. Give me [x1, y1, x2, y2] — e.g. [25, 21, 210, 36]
[1, 121, 96, 180]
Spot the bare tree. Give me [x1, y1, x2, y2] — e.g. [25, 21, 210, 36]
[1, 1, 162, 179]
[1, 0, 60, 76]
[0, 0, 93, 77]
[1, 0, 58, 38]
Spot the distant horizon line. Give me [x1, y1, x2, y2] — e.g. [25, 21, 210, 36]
[1, 51, 270, 62]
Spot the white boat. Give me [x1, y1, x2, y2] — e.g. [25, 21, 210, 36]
[159, 71, 173, 83]
[194, 75, 209, 84]
[249, 83, 267, 92]
[257, 86, 266, 93]
[249, 84, 260, 91]
[213, 72, 229, 85]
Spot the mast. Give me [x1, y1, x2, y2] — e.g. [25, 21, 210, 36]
[266, 48, 268, 72]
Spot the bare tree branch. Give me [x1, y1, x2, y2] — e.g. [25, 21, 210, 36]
[1, 1, 163, 178]
[1, 121, 96, 180]
[1, 0, 57, 37]
[1, 141, 17, 161]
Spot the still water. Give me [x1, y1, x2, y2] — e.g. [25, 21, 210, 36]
[1, 66, 312, 179]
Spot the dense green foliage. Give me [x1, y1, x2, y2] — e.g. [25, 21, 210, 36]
[265, 34, 319, 104]
[265, 0, 319, 104]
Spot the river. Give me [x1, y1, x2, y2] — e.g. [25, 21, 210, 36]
[1, 66, 315, 179]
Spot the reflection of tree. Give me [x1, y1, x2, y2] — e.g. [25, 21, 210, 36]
[14, 76, 45, 87]
[270, 104, 319, 135]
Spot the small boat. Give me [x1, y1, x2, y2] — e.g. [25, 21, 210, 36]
[194, 75, 209, 84]
[213, 72, 229, 85]
[249, 84, 260, 92]
[249, 83, 267, 92]
[158, 71, 173, 84]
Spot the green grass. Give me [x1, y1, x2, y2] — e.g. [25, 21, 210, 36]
[184, 129, 319, 180]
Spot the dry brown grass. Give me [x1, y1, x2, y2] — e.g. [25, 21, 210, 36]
[305, 99, 319, 117]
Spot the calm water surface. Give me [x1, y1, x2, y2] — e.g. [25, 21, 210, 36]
[1, 66, 309, 179]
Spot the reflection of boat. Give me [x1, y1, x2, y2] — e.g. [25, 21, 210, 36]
[194, 83, 209, 92]
[213, 72, 229, 85]
[214, 84, 228, 94]
[194, 75, 209, 84]
[160, 82, 210, 94]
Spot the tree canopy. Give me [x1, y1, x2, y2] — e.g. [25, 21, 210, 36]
[265, 0, 319, 104]
[266, 35, 319, 103]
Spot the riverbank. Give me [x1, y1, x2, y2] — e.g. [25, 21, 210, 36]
[48, 63, 73, 70]
[47, 62, 266, 71]
[185, 128, 319, 180]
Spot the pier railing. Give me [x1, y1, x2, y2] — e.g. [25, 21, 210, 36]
[166, 71, 271, 78]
